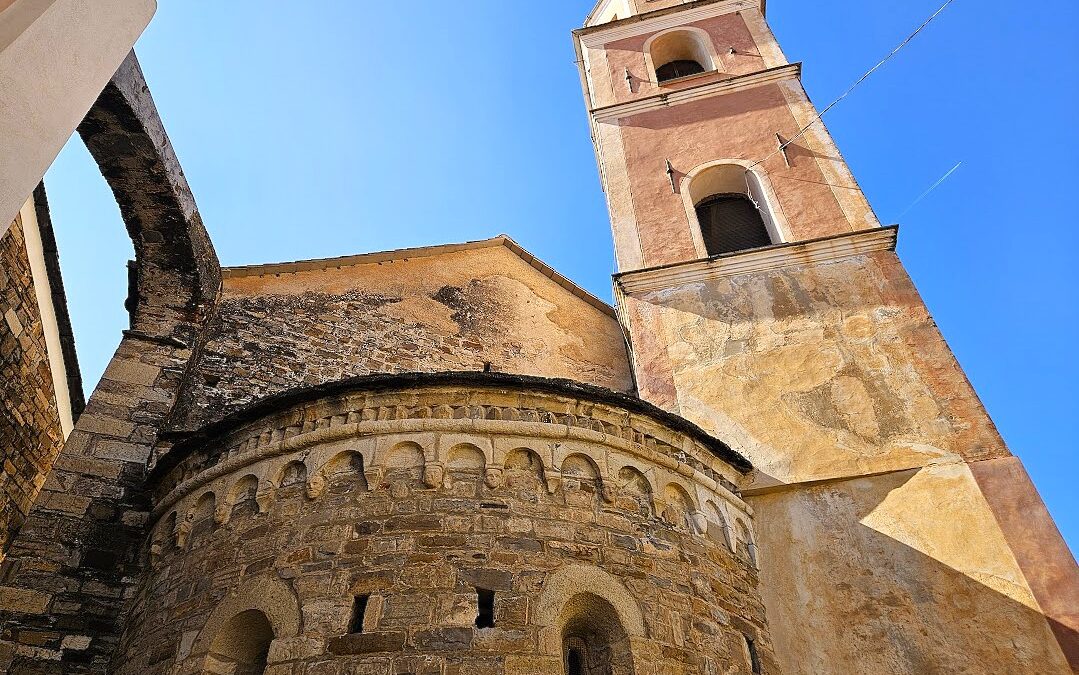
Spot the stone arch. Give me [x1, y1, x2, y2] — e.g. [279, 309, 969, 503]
[150, 510, 176, 564]
[615, 465, 654, 516]
[706, 500, 734, 551]
[446, 443, 486, 472]
[534, 564, 646, 671]
[225, 474, 260, 522]
[274, 460, 308, 489]
[735, 518, 758, 567]
[186, 491, 216, 547]
[561, 453, 605, 504]
[662, 482, 698, 533]
[186, 576, 301, 672]
[77, 52, 220, 338]
[308, 450, 368, 499]
[561, 453, 601, 480]
[384, 441, 426, 479]
[503, 447, 546, 488]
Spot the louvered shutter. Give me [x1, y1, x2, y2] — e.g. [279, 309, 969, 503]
[695, 193, 772, 256]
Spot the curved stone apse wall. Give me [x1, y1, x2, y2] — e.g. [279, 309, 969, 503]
[119, 382, 774, 674]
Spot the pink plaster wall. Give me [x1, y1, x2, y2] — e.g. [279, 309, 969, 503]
[616, 87, 853, 267]
[603, 15, 764, 106]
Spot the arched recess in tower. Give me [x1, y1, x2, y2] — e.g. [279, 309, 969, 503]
[645, 27, 718, 83]
[682, 162, 788, 256]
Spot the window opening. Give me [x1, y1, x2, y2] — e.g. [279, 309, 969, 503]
[695, 193, 771, 256]
[475, 588, 495, 628]
[745, 634, 762, 675]
[656, 59, 705, 82]
[348, 595, 369, 634]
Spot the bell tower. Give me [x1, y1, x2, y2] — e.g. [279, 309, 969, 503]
[576, 1, 1079, 674]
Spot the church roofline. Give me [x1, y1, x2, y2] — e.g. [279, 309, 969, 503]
[153, 371, 753, 482]
[222, 234, 617, 319]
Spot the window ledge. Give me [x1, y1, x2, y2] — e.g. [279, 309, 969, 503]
[656, 68, 720, 87]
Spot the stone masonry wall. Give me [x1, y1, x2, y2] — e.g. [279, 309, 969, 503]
[0, 215, 64, 560]
[117, 385, 773, 675]
[172, 244, 634, 432]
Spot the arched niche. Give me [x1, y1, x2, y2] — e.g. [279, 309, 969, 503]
[446, 443, 486, 472]
[226, 474, 260, 522]
[680, 161, 790, 257]
[308, 450, 368, 499]
[661, 482, 698, 533]
[185, 576, 301, 673]
[206, 609, 273, 675]
[503, 447, 546, 488]
[534, 564, 646, 674]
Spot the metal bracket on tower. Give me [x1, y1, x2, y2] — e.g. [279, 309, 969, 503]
[665, 159, 677, 193]
[624, 68, 633, 92]
[776, 133, 791, 168]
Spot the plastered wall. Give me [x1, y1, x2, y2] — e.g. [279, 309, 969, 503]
[616, 248, 1076, 673]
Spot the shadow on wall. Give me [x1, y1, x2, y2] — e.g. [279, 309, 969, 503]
[750, 466, 1077, 674]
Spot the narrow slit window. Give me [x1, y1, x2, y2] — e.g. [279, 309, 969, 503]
[475, 588, 495, 628]
[745, 634, 762, 674]
[348, 595, 369, 634]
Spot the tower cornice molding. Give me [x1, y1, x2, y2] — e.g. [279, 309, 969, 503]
[577, 0, 763, 47]
[615, 225, 899, 295]
[590, 63, 800, 124]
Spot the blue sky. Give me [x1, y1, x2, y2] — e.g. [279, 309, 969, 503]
[45, 0, 1077, 549]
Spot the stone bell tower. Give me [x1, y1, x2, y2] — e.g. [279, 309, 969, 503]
[575, 1, 1078, 673]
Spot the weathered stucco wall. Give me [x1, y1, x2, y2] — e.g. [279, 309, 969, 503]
[120, 385, 771, 674]
[174, 240, 633, 431]
[616, 245, 1076, 673]
[0, 213, 63, 559]
[752, 465, 1072, 675]
[620, 249, 1007, 485]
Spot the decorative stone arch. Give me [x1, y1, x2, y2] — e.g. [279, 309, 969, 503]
[273, 459, 309, 490]
[560, 452, 612, 504]
[182, 575, 301, 672]
[706, 500, 734, 551]
[534, 564, 647, 672]
[220, 474, 261, 523]
[662, 481, 700, 533]
[501, 446, 551, 492]
[680, 159, 791, 258]
[643, 26, 720, 84]
[735, 517, 759, 568]
[307, 449, 369, 499]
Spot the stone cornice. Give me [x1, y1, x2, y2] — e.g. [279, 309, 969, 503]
[591, 63, 800, 124]
[615, 226, 899, 296]
[154, 372, 753, 480]
[577, 0, 762, 46]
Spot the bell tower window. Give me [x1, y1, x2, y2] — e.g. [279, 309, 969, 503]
[646, 28, 717, 83]
[683, 162, 787, 257]
[695, 193, 771, 255]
